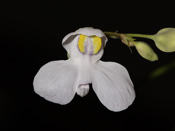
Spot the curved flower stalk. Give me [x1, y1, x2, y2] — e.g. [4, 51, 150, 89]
[33, 27, 135, 112]
[125, 28, 175, 52]
[104, 27, 175, 61]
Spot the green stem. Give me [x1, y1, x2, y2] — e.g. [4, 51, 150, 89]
[125, 33, 154, 39]
[103, 32, 121, 39]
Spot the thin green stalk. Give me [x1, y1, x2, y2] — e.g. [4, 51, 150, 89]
[125, 33, 154, 39]
[103, 32, 121, 39]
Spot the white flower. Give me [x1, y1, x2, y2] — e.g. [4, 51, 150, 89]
[33, 27, 135, 112]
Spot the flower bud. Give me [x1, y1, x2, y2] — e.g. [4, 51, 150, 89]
[153, 28, 175, 52]
[134, 41, 158, 61]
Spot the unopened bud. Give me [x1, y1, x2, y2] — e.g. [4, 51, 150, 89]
[153, 28, 175, 52]
[134, 41, 158, 61]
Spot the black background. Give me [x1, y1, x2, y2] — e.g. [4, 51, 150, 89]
[1, 0, 175, 130]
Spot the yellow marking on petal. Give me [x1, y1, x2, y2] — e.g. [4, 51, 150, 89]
[92, 36, 102, 54]
[78, 34, 86, 53]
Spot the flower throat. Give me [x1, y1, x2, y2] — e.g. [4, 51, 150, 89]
[78, 34, 102, 55]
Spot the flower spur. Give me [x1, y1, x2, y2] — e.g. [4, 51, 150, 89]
[33, 27, 135, 112]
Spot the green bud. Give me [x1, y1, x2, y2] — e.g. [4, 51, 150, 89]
[134, 41, 158, 61]
[153, 28, 175, 52]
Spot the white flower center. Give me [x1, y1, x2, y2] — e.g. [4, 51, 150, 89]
[77, 84, 90, 97]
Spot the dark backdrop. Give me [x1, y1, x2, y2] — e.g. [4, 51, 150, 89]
[1, 1, 175, 130]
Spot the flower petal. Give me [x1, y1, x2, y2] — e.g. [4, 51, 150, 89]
[62, 27, 108, 52]
[63, 34, 105, 63]
[77, 84, 90, 97]
[33, 60, 78, 105]
[91, 61, 135, 112]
